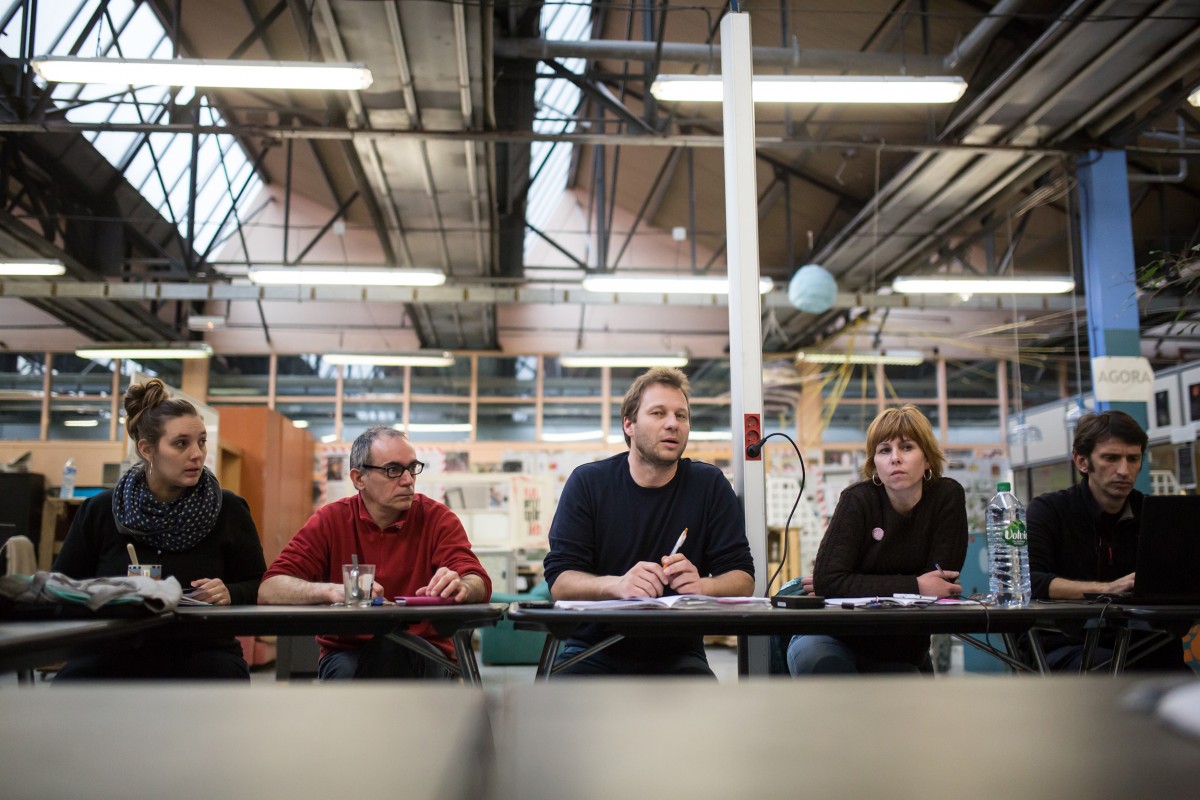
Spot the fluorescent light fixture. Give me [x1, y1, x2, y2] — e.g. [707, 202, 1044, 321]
[400, 423, 473, 434]
[292, 420, 310, 429]
[324, 352, 455, 368]
[581, 273, 773, 295]
[796, 350, 924, 366]
[542, 430, 604, 443]
[76, 343, 213, 360]
[689, 431, 733, 441]
[650, 75, 968, 104]
[604, 430, 731, 443]
[0, 259, 65, 276]
[187, 314, 226, 331]
[63, 419, 99, 428]
[892, 275, 1075, 295]
[32, 56, 373, 91]
[248, 267, 446, 287]
[320, 434, 338, 444]
[559, 353, 690, 369]
[1190, 87, 1200, 107]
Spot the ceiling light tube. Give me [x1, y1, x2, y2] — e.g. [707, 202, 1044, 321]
[76, 343, 213, 360]
[650, 74, 968, 104]
[542, 430, 605, 442]
[187, 314, 227, 331]
[324, 352, 456, 368]
[63, 419, 99, 428]
[689, 431, 734, 441]
[248, 267, 446, 287]
[581, 273, 773, 295]
[559, 353, 690, 369]
[1190, 88, 1200, 107]
[0, 259, 66, 276]
[796, 350, 924, 366]
[32, 56, 373, 91]
[892, 275, 1075, 295]
[401, 423, 473, 434]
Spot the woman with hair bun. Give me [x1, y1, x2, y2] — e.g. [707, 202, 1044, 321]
[787, 405, 968, 675]
[53, 377, 266, 680]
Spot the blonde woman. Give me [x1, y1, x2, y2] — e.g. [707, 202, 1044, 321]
[788, 405, 967, 675]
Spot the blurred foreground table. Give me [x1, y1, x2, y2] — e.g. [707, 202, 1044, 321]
[1, 683, 490, 800]
[491, 676, 1200, 800]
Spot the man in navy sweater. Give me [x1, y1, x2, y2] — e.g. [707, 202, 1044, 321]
[543, 367, 755, 676]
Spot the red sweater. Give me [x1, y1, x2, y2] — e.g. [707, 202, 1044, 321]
[264, 493, 491, 659]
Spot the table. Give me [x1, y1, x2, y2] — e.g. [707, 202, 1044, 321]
[0, 683, 490, 800]
[169, 604, 504, 685]
[507, 601, 1109, 677]
[490, 677, 1200, 800]
[1106, 603, 1200, 671]
[0, 614, 170, 679]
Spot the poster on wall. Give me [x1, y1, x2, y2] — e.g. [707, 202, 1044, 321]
[317, 443, 354, 505]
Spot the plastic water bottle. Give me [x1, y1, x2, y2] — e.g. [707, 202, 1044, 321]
[986, 482, 1030, 607]
[61, 458, 77, 499]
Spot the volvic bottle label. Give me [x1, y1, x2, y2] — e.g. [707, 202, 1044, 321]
[1002, 519, 1027, 547]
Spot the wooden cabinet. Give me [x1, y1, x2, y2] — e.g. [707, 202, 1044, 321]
[217, 407, 315, 562]
[39, 496, 86, 571]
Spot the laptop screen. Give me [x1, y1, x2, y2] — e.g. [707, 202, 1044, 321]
[1132, 495, 1200, 603]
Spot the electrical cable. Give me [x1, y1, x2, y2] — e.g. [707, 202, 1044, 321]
[746, 431, 805, 596]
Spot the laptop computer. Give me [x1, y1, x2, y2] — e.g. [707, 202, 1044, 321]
[1131, 495, 1200, 605]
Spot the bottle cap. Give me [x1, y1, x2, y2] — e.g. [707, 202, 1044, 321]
[997, 481, 1011, 492]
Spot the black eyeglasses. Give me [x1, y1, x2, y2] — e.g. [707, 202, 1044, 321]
[359, 461, 425, 479]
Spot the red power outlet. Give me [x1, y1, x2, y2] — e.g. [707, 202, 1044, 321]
[744, 413, 762, 460]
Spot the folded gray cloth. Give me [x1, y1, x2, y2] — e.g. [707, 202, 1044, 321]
[0, 571, 182, 611]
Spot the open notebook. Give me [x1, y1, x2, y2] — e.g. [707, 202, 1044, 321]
[550, 595, 770, 610]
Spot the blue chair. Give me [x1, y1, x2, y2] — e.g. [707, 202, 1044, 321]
[479, 581, 552, 666]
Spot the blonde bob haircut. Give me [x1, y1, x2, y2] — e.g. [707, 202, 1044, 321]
[860, 404, 945, 482]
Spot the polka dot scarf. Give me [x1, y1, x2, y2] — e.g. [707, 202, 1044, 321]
[112, 465, 223, 552]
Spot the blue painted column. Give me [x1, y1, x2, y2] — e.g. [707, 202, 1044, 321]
[1076, 150, 1150, 492]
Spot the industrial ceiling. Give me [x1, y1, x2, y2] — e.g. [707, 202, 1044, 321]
[1, 0, 1198, 400]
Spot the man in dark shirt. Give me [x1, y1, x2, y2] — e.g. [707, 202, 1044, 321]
[1027, 410, 1183, 671]
[542, 367, 755, 676]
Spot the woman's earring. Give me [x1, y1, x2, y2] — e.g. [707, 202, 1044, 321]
[924, 468, 933, 481]
[148, 460, 154, 476]
[872, 474, 882, 486]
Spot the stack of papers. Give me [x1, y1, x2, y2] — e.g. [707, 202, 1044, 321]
[552, 595, 771, 611]
[178, 588, 212, 606]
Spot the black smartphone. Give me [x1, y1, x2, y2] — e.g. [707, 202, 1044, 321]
[771, 595, 825, 609]
[520, 600, 556, 609]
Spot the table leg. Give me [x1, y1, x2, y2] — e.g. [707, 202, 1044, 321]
[452, 631, 482, 687]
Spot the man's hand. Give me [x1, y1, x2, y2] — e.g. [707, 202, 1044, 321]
[661, 553, 703, 594]
[611, 562, 668, 598]
[417, 567, 468, 601]
[1108, 572, 1136, 594]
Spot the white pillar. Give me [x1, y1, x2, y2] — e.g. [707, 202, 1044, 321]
[721, 12, 769, 674]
